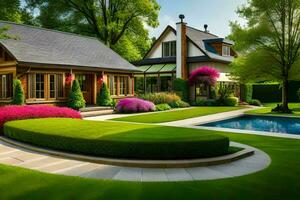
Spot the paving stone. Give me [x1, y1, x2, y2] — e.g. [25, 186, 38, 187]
[186, 167, 230, 180]
[0, 157, 23, 165]
[80, 165, 122, 179]
[113, 167, 142, 181]
[38, 160, 83, 173]
[16, 157, 62, 168]
[58, 163, 101, 176]
[141, 169, 168, 182]
[164, 168, 193, 181]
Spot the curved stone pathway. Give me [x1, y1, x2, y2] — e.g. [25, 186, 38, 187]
[0, 140, 271, 182]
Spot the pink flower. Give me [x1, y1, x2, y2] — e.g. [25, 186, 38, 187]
[116, 98, 155, 113]
[0, 105, 82, 132]
[189, 66, 220, 86]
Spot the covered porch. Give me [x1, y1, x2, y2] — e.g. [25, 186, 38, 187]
[134, 63, 176, 94]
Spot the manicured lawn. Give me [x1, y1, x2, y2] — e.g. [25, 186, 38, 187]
[246, 103, 300, 116]
[1, 131, 300, 200]
[112, 106, 244, 123]
[4, 118, 229, 159]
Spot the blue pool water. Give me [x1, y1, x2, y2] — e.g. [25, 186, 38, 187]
[201, 115, 300, 135]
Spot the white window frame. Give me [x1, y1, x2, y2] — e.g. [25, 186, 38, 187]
[222, 45, 231, 56]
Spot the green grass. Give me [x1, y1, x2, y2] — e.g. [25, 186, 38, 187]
[246, 103, 300, 116]
[4, 118, 229, 159]
[1, 131, 300, 200]
[112, 106, 244, 123]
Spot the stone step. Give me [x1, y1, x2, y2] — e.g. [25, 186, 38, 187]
[81, 109, 114, 118]
[80, 106, 112, 112]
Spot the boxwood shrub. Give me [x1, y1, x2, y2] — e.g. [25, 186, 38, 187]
[4, 118, 230, 160]
[224, 97, 239, 106]
[155, 103, 171, 111]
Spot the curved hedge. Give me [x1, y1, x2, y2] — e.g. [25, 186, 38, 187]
[4, 118, 229, 160]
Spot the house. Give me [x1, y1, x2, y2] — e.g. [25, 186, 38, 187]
[0, 21, 138, 105]
[133, 15, 238, 101]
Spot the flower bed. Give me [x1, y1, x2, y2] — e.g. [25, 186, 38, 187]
[0, 105, 81, 133]
[116, 98, 155, 113]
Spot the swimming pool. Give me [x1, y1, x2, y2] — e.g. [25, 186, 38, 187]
[201, 115, 300, 135]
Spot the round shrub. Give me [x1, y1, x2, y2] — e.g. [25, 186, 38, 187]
[224, 97, 239, 106]
[247, 99, 262, 106]
[176, 100, 190, 108]
[155, 103, 171, 111]
[4, 118, 230, 159]
[116, 98, 155, 113]
[0, 105, 81, 133]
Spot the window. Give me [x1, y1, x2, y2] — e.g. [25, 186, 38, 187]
[108, 75, 116, 95]
[107, 75, 130, 96]
[119, 76, 128, 95]
[28, 73, 64, 100]
[35, 74, 45, 99]
[0, 74, 13, 99]
[196, 83, 208, 97]
[76, 74, 87, 91]
[49, 74, 64, 99]
[222, 45, 231, 56]
[162, 41, 176, 57]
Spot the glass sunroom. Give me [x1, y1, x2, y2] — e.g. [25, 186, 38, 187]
[134, 64, 176, 94]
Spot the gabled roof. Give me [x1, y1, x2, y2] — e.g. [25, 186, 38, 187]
[186, 26, 234, 63]
[142, 25, 234, 64]
[0, 21, 138, 71]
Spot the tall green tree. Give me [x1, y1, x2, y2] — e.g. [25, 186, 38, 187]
[0, 0, 35, 25]
[229, 0, 300, 113]
[12, 79, 25, 105]
[26, 0, 159, 61]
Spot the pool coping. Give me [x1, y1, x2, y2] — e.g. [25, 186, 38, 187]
[0, 136, 254, 168]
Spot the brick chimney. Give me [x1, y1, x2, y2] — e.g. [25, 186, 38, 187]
[176, 14, 188, 80]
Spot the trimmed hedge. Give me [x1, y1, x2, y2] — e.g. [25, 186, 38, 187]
[252, 81, 300, 102]
[172, 78, 189, 102]
[4, 118, 230, 160]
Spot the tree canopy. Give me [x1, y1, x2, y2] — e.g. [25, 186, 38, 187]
[0, 0, 35, 25]
[229, 0, 300, 112]
[25, 0, 160, 61]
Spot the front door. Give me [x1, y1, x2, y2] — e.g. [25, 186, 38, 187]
[76, 74, 93, 104]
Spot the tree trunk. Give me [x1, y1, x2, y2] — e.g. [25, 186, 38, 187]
[282, 78, 289, 112]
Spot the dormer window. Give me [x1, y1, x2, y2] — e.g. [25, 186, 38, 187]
[162, 41, 176, 57]
[222, 45, 231, 56]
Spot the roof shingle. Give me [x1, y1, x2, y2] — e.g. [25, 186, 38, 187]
[0, 21, 138, 71]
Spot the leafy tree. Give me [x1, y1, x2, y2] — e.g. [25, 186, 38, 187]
[229, 0, 300, 113]
[97, 82, 112, 106]
[68, 80, 86, 110]
[26, 0, 160, 61]
[0, 0, 35, 25]
[12, 79, 24, 105]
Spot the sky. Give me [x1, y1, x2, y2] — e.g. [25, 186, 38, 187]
[149, 0, 248, 38]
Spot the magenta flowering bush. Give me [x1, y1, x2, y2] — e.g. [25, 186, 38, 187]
[116, 98, 155, 113]
[189, 66, 220, 86]
[0, 105, 82, 132]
